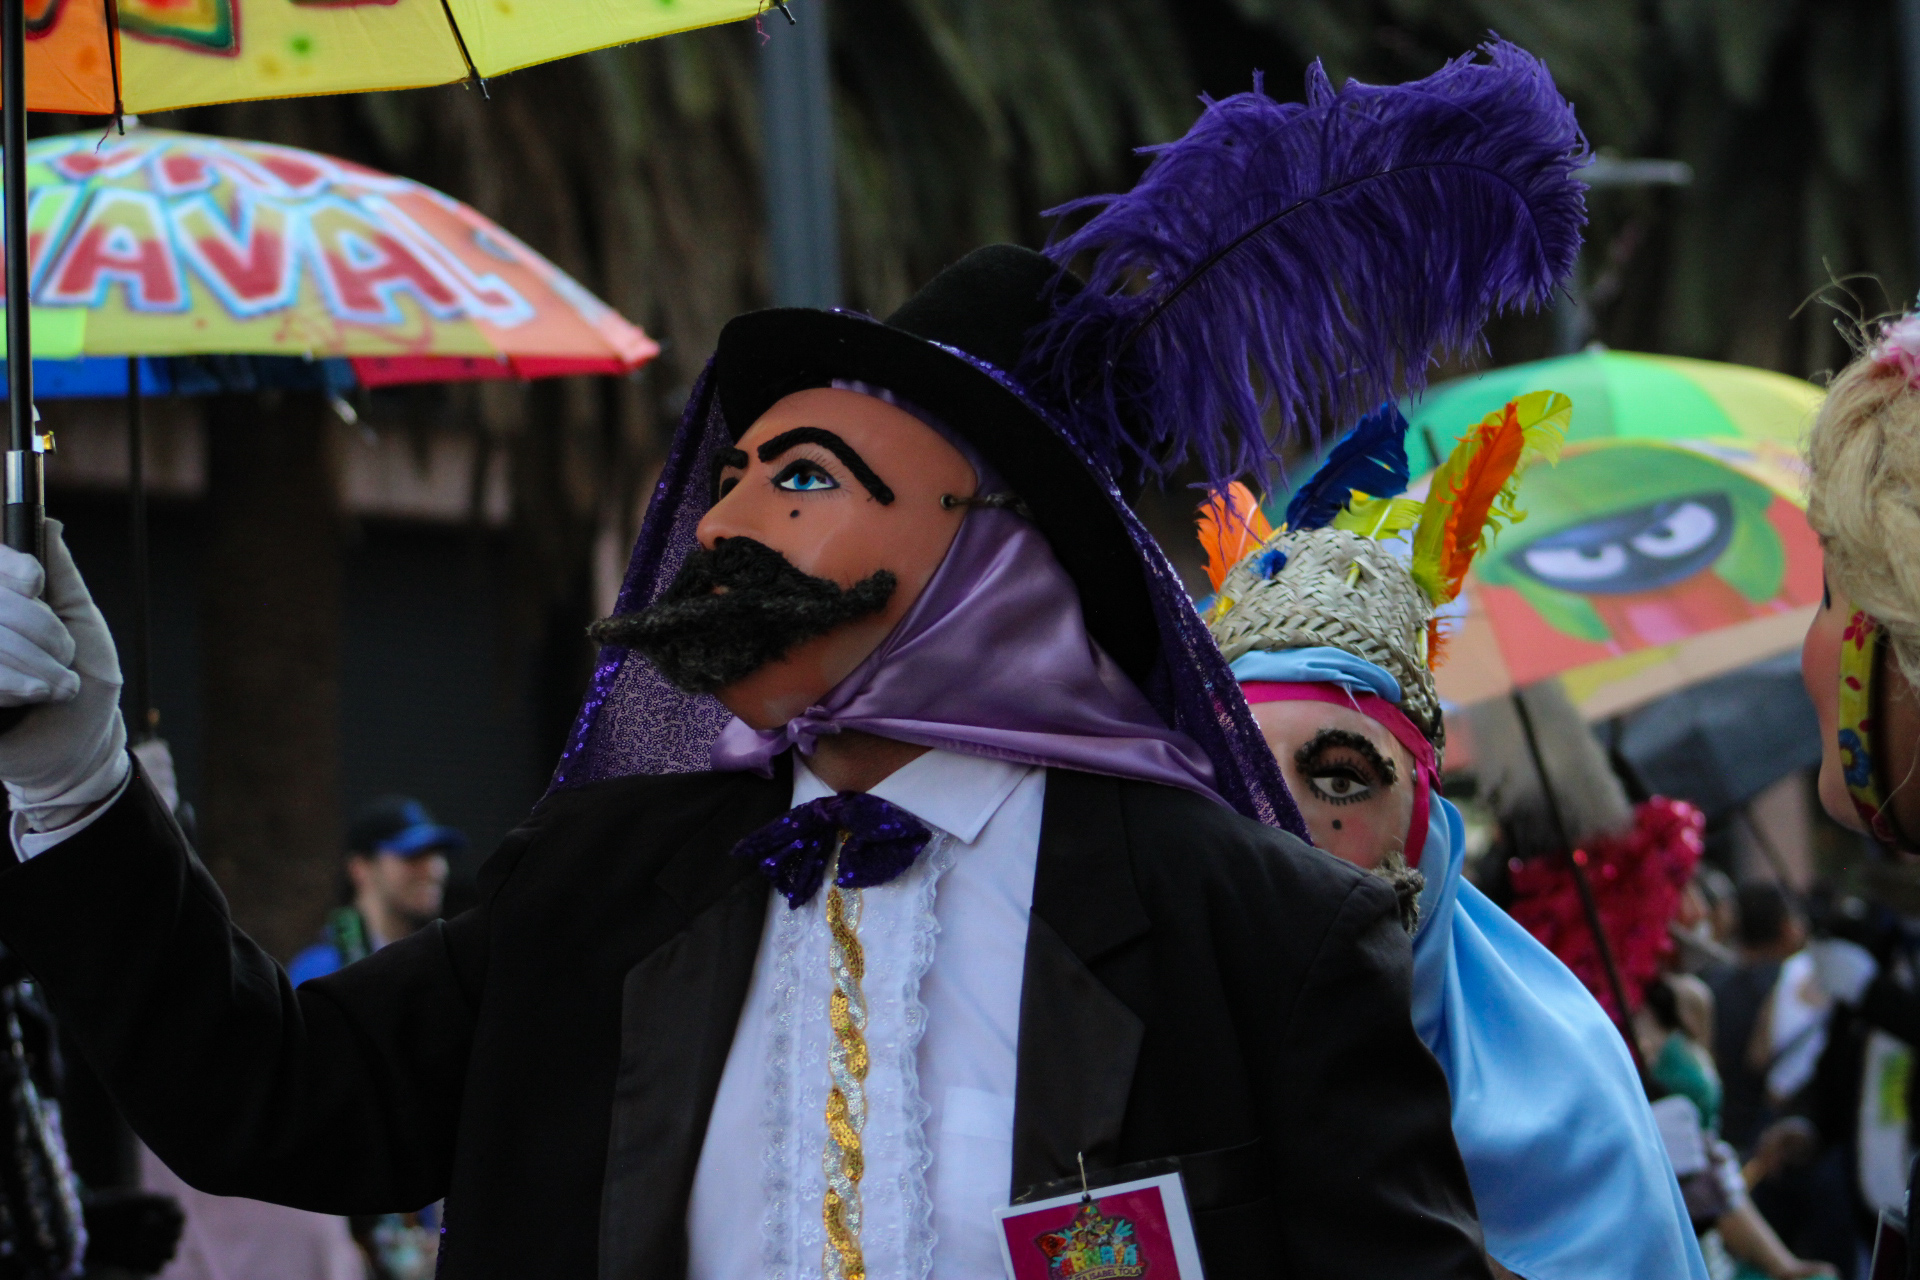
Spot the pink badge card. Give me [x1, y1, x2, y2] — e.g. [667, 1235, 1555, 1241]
[994, 1173, 1206, 1280]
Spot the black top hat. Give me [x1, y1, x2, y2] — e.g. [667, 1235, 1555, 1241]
[712, 245, 1158, 683]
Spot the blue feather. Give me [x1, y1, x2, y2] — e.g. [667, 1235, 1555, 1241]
[1284, 401, 1411, 532]
[1022, 37, 1588, 492]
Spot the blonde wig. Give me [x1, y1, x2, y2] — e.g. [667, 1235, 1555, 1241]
[1806, 333, 1920, 685]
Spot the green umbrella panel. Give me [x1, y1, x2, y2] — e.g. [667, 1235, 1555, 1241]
[1399, 349, 1823, 475]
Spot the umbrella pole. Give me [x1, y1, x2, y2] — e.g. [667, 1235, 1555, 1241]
[0, 0, 37, 737]
[2, 0, 38, 565]
[1510, 687, 1647, 1074]
[125, 358, 153, 742]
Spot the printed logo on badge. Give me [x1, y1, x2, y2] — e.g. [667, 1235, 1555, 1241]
[994, 1173, 1205, 1280]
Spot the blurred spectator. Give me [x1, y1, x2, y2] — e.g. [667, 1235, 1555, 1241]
[1703, 868, 1742, 948]
[1674, 867, 1743, 973]
[1785, 903, 1920, 1273]
[284, 796, 462, 1280]
[1643, 971, 1836, 1279]
[1686, 881, 1855, 1276]
[1707, 882, 1810, 1153]
[288, 796, 463, 986]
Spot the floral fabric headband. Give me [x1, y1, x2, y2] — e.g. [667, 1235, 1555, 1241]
[1839, 609, 1919, 853]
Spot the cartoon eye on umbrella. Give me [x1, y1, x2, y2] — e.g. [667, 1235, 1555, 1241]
[1474, 441, 1808, 652]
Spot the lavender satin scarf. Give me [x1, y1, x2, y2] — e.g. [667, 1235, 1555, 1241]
[710, 387, 1222, 804]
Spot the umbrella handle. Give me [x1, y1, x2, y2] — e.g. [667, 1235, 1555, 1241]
[0, 0, 39, 738]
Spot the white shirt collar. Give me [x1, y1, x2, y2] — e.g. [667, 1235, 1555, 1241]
[791, 749, 1035, 845]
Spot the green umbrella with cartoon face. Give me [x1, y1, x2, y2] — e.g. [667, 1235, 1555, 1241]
[1401, 352, 1824, 719]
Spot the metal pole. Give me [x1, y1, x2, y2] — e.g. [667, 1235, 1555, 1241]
[126, 357, 153, 742]
[1510, 688, 1646, 1073]
[2, 0, 39, 565]
[759, 0, 840, 309]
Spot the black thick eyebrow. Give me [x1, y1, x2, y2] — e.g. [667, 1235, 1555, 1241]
[756, 427, 895, 504]
[1294, 728, 1398, 788]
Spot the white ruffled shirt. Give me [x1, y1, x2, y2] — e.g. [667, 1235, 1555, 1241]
[687, 749, 1043, 1280]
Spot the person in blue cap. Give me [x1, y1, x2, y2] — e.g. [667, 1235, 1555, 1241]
[288, 796, 466, 987]
[287, 796, 465, 1280]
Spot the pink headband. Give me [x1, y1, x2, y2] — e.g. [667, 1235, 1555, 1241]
[1241, 680, 1436, 867]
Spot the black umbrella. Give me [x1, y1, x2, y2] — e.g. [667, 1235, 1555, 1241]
[1610, 651, 1822, 819]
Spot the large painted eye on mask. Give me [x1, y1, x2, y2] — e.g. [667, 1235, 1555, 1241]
[1294, 729, 1398, 807]
[1309, 767, 1375, 804]
[773, 459, 840, 493]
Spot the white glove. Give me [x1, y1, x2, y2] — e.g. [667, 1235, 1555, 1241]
[1811, 937, 1880, 1005]
[0, 520, 128, 832]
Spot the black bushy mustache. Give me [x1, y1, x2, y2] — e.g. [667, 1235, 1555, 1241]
[587, 537, 896, 695]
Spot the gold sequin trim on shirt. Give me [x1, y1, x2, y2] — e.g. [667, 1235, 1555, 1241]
[822, 850, 869, 1280]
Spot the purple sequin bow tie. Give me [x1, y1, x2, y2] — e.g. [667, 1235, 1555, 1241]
[733, 792, 934, 909]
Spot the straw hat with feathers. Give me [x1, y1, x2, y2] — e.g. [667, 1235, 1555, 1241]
[1202, 392, 1574, 770]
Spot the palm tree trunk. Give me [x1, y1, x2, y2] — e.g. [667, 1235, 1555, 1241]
[200, 393, 342, 962]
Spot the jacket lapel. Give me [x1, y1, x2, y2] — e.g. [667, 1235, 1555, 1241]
[598, 760, 791, 1280]
[1010, 770, 1151, 1192]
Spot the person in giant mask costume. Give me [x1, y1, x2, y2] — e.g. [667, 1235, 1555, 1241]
[0, 43, 1586, 1280]
[1200, 396, 1708, 1280]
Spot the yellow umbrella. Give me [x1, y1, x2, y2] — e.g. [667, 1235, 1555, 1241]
[20, 0, 766, 114]
[0, 0, 753, 727]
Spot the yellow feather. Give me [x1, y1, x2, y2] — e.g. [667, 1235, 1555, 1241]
[1332, 492, 1424, 540]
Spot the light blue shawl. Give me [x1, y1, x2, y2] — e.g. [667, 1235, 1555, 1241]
[1232, 648, 1707, 1279]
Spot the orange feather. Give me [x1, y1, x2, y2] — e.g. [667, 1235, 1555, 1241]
[1437, 401, 1528, 600]
[1196, 482, 1274, 593]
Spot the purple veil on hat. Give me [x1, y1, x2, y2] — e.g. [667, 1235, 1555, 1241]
[550, 358, 1301, 834]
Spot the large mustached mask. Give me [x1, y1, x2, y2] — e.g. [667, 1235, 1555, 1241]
[558, 38, 1590, 837]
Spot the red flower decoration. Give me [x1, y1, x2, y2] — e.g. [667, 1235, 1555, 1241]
[1845, 611, 1876, 649]
[1507, 797, 1705, 1019]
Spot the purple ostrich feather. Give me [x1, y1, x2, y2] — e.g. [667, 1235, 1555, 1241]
[1024, 36, 1589, 492]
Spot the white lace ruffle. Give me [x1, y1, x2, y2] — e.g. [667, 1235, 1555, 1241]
[895, 837, 955, 1280]
[759, 835, 954, 1280]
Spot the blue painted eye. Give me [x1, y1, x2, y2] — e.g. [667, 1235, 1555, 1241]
[774, 461, 840, 493]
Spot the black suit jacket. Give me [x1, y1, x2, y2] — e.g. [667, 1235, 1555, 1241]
[0, 760, 1488, 1279]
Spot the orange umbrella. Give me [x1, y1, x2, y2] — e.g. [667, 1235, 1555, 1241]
[15, 127, 658, 386]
